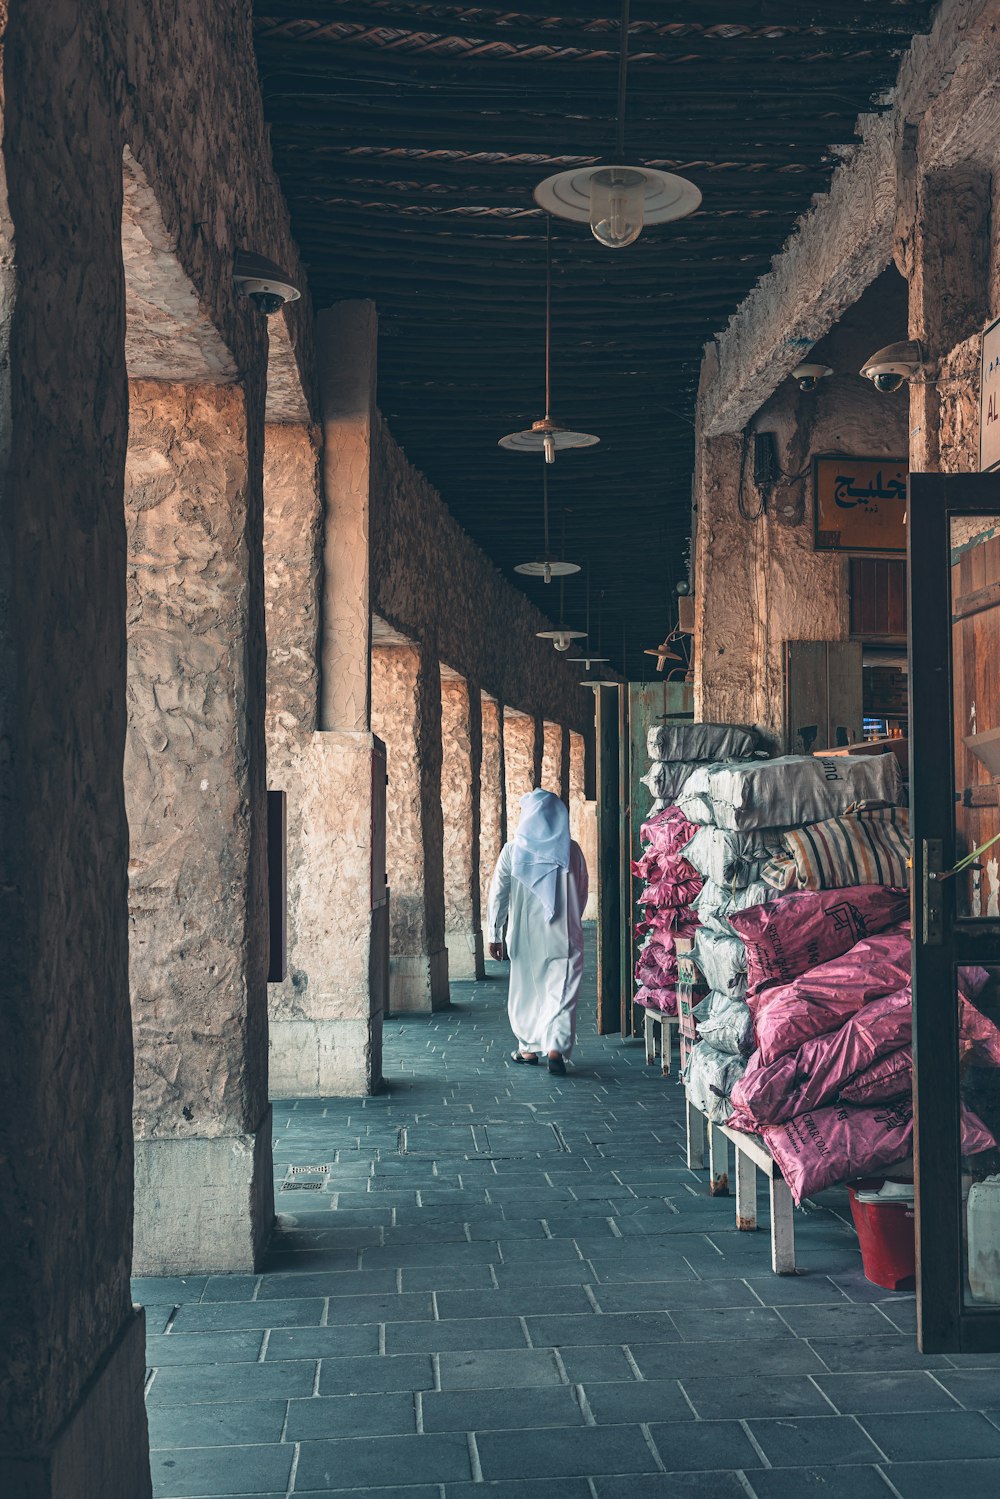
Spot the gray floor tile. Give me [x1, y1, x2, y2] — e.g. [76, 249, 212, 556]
[134, 1277, 209, 1302]
[149, 1443, 293, 1497]
[745, 1468, 894, 1498]
[806, 1337, 953, 1373]
[747, 1415, 884, 1467]
[581, 1379, 695, 1425]
[777, 1302, 901, 1339]
[447, 1481, 591, 1499]
[743, 1276, 852, 1306]
[526, 1312, 679, 1347]
[200, 1276, 261, 1302]
[402, 1265, 497, 1292]
[667, 1306, 795, 1343]
[434, 1287, 593, 1320]
[146, 1331, 265, 1367]
[887, 1459, 1000, 1498]
[630, 1339, 826, 1382]
[262, 1325, 379, 1360]
[284, 1392, 418, 1439]
[362, 1242, 498, 1269]
[384, 1315, 529, 1354]
[646, 1419, 764, 1472]
[256, 1269, 399, 1299]
[593, 1475, 750, 1497]
[169, 1299, 325, 1333]
[147, 1399, 287, 1449]
[937, 1369, 1000, 1405]
[436, 1348, 564, 1390]
[315, 1354, 437, 1396]
[420, 1385, 585, 1432]
[148, 1360, 316, 1407]
[816, 1371, 963, 1414]
[294, 1432, 473, 1490]
[556, 1346, 639, 1383]
[590, 1280, 759, 1313]
[858, 1409, 1000, 1463]
[476, 1423, 659, 1479]
[678, 1374, 833, 1420]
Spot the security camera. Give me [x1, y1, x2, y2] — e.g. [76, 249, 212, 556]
[234, 251, 301, 315]
[860, 340, 926, 394]
[791, 362, 833, 392]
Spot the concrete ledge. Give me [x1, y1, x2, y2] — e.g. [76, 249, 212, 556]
[445, 928, 485, 981]
[389, 947, 450, 1012]
[269, 1016, 383, 1098]
[0, 1308, 151, 1499]
[133, 1107, 274, 1275]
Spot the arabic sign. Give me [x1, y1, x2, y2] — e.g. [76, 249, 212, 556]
[980, 315, 1000, 472]
[814, 455, 907, 553]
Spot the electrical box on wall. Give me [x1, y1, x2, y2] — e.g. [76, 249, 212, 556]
[753, 431, 778, 489]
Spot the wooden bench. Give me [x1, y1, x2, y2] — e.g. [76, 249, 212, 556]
[685, 1099, 796, 1275]
[635, 1002, 680, 1077]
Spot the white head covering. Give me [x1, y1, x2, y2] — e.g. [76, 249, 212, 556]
[511, 789, 570, 921]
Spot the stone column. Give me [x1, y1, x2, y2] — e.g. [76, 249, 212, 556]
[125, 380, 273, 1275]
[479, 695, 507, 940]
[0, 18, 152, 1491]
[541, 720, 563, 794]
[440, 672, 485, 980]
[372, 642, 450, 1011]
[504, 709, 536, 832]
[568, 732, 587, 842]
[906, 167, 990, 472]
[266, 301, 387, 1098]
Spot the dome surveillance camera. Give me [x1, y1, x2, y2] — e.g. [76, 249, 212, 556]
[791, 362, 833, 392]
[234, 251, 301, 315]
[860, 339, 925, 394]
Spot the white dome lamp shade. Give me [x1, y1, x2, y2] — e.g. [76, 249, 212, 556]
[533, 1, 701, 248]
[538, 573, 586, 654]
[514, 462, 581, 583]
[499, 216, 599, 462]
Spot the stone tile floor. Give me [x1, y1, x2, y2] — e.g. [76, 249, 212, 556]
[138, 940, 1000, 1498]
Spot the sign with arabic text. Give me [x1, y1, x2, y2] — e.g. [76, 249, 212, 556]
[980, 315, 1000, 472]
[814, 455, 907, 553]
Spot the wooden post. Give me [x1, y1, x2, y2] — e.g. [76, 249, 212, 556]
[595, 686, 622, 1034]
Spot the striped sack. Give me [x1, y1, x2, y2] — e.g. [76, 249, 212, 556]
[782, 807, 910, 890]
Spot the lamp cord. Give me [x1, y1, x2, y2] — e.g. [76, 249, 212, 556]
[544, 214, 552, 420]
[542, 461, 551, 556]
[616, 0, 630, 161]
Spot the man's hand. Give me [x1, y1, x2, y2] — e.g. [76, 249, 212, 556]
[488, 942, 505, 961]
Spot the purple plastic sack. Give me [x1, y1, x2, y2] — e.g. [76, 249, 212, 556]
[839, 1048, 911, 1105]
[634, 985, 678, 1016]
[731, 989, 913, 1127]
[761, 1099, 994, 1205]
[730, 886, 909, 995]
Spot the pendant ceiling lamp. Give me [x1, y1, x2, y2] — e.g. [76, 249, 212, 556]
[514, 462, 580, 583]
[644, 625, 685, 673]
[533, 0, 702, 249]
[538, 575, 586, 654]
[499, 217, 599, 462]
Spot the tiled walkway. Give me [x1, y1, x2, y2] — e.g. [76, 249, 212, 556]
[139, 940, 1000, 1499]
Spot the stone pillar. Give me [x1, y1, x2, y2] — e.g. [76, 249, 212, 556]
[541, 719, 563, 794]
[504, 709, 536, 832]
[266, 301, 386, 1098]
[125, 380, 273, 1275]
[560, 726, 572, 806]
[440, 672, 485, 980]
[480, 695, 507, 939]
[569, 731, 598, 919]
[0, 13, 151, 1491]
[906, 167, 990, 472]
[372, 642, 450, 1011]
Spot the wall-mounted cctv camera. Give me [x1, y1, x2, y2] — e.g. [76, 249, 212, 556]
[234, 251, 301, 315]
[860, 339, 926, 394]
[791, 362, 833, 392]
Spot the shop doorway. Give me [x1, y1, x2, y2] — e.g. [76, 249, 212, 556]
[910, 473, 1000, 1351]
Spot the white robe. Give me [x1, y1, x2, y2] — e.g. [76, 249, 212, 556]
[487, 840, 589, 1057]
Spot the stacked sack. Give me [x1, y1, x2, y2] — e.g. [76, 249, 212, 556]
[676, 752, 910, 1125]
[633, 723, 761, 1016]
[727, 891, 1000, 1201]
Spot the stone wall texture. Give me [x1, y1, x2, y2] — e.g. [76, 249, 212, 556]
[479, 697, 506, 925]
[370, 413, 593, 736]
[0, 1, 147, 1472]
[441, 676, 482, 939]
[125, 381, 269, 1142]
[504, 712, 537, 833]
[541, 721, 562, 796]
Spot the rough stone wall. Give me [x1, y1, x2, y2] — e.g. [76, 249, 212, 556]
[504, 712, 537, 832]
[568, 733, 587, 843]
[0, 1, 147, 1476]
[371, 644, 446, 959]
[370, 413, 592, 736]
[541, 721, 562, 795]
[125, 380, 269, 1142]
[264, 423, 322, 742]
[479, 697, 506, 922]
[440, 675, 482, 940]
[695, 276, 908, 739]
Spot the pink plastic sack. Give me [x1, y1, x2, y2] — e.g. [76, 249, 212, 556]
[762, 1099, 995, 1205]
[730, 886, 909, 995]
[634, 985, 678, 1015]
[731, 988, 913, 1127]
[839, 1048, 911, 1105]
[635, 939, 678, 991]
[640, 805, 700, 861]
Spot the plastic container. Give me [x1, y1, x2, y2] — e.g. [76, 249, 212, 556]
[967, 1175, 1000, 1304]
[848, 1178, 916, 1291]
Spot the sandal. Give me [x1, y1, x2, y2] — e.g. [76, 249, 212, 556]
[511, 1050, 539, 1065]
[547, 1055, 567, 1076]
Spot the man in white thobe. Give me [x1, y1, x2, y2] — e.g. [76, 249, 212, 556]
[486, 788, 589, 1075]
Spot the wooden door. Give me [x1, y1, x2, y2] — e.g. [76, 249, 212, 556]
[595, 685, 622, 1034]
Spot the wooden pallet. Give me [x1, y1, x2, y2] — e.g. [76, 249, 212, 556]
[685, 1100, 796, 1275]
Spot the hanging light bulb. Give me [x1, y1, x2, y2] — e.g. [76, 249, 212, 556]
[533, 1, 701, 248]
[589, 167, 645, 249]
[538, 572, 586, 653]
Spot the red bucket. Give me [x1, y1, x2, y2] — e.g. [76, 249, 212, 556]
[848, 1180, 916, 1292]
